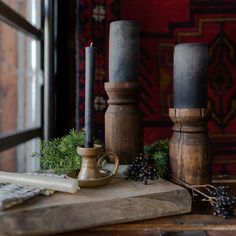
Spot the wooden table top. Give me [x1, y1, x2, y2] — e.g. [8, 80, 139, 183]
[50, 181, 236, 236]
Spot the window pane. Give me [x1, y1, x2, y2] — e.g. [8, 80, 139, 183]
[0, 21, 42, 134]
[0, 138, 40, 172]
[0, 147, 17, 172]
[1, 0, 41, 28]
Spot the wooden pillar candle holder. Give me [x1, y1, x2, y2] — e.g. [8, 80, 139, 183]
[169, 108, 211, 185]
[106, 21, 142, 164]
[105, 81, 143, 164]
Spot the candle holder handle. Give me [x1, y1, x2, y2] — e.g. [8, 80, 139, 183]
[97, 152, 119, 176]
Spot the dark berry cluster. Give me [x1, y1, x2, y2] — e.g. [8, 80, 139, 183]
[210, 186, 235, 219]
[127, 153, 157, 184]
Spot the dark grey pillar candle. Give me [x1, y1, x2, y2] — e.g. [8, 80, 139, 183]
[109, 20, 140, 82]
[85, 44, 96, 148]
[173, 43, 208, 108]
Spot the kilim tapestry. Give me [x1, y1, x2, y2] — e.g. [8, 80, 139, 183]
[77, 0, 236, 175]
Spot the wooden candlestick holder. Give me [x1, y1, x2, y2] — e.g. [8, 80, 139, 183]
[169, 108, 212, 185]
[105, 81, 143, 164]
[76, 145, 119, 187]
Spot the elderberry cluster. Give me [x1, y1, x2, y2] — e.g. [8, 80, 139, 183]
[127, 153, 157, 184]
[210, 186, 235, 219]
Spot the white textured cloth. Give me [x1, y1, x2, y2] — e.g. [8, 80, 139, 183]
[0, 183, 54, 210]
[0, 172, 58, 210]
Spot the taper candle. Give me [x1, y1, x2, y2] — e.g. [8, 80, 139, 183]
[0, 171, 78, 193]
[109, 20, 139, 82]
[85, 43, 96, 148]
[173, 43, 208, 108]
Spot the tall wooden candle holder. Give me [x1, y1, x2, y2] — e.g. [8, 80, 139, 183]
[105, 81, 143, 164]
[105, 21, 142, 164]
[169, 108, 211, 185]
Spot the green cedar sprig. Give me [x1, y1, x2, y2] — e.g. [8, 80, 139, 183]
[32, 129, 85, 175]
[144, 139, 169, 178]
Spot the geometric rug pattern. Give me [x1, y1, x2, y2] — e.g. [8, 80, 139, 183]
[77, 0, 236, 175]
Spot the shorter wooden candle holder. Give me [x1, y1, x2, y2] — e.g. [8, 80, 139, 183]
[169, 108, 212, 185]
[76, 145, 119, 187]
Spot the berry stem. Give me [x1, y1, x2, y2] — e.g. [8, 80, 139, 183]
[169, 174, 215, 202]
[169, 174, 235, 219]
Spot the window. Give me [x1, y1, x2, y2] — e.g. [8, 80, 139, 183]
[0, 0, 52, 172]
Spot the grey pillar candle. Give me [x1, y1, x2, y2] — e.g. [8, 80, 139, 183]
[85, 43, 96, 148]
[173, 43, 208, 108]
[109, 20, 140, 82]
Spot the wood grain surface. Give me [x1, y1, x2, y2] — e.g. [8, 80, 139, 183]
[0, 179, 191, 235]
[48, 182, 236, 236]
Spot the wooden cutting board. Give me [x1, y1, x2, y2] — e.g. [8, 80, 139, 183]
[0, 178, 191, 235]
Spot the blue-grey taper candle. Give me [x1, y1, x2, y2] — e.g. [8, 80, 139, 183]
[173, 43, 208, 108]
[85, 43, 96, 148]
[109, 20, 139, 82]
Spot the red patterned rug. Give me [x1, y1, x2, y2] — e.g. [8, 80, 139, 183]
[77, 0, 236, 175]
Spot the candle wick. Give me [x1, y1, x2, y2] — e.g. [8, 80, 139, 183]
[90, 42, 93, 47]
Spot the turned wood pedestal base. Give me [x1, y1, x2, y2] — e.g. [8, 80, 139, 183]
[169, 108, 212, 185]
[105, 82, 143, 164]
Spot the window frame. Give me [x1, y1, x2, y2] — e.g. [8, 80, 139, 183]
[0, 0, 54, 153]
